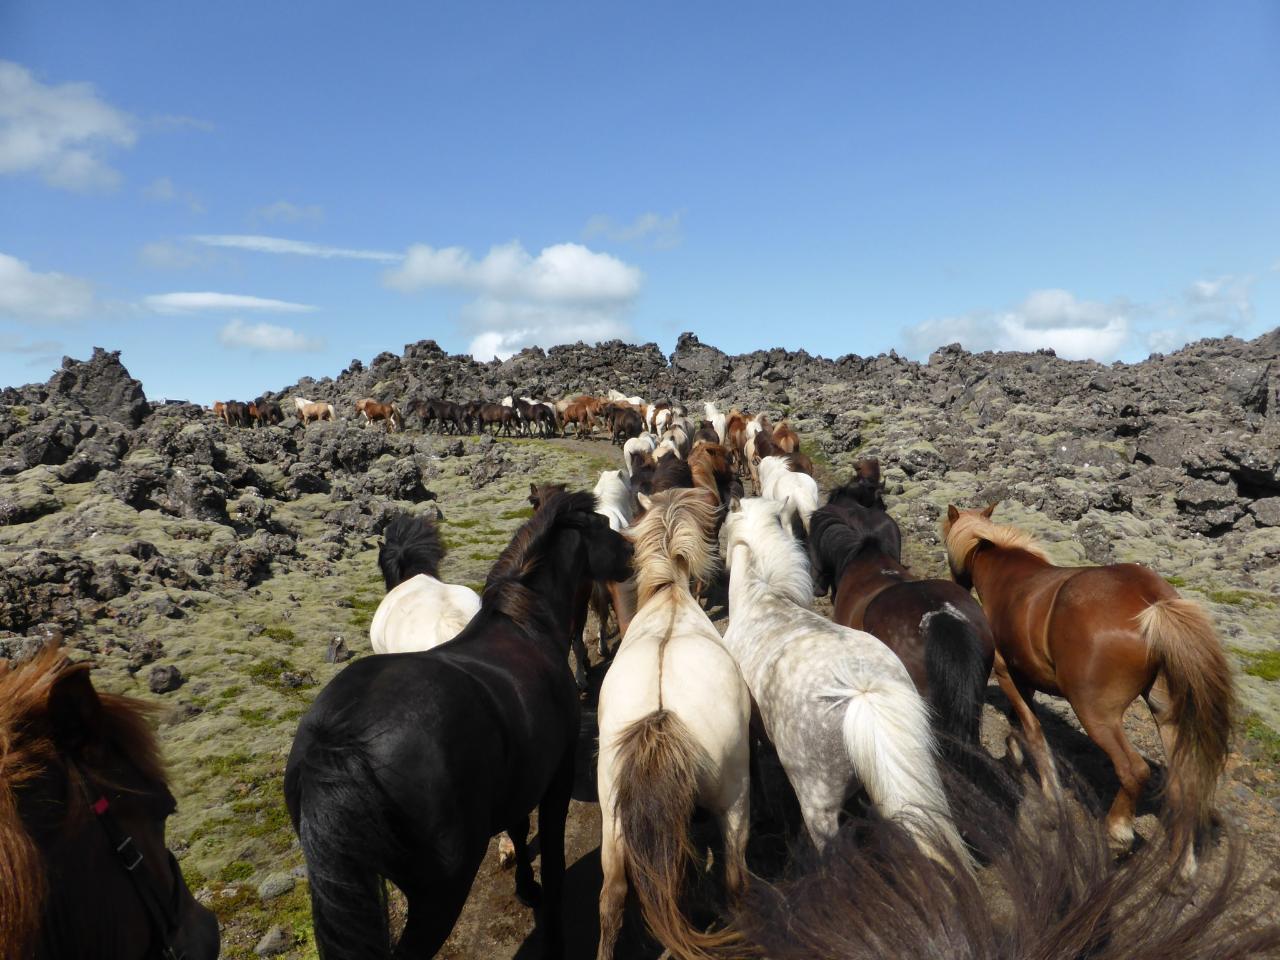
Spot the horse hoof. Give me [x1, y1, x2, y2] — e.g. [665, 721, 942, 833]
[497, 836, 516, 869]
[516, 879, 542, 908]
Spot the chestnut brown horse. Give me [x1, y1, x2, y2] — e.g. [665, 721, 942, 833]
[355, 397, 402, 432]
[943, 503, 1234, 875]
[0, 645, 220, 960]
[810, 488, 994, 766]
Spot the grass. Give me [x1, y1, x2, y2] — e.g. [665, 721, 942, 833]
[241, 656, 310, 696]
[261, 625, 297, 644]
[1242, 714, 1280, 765]
[497, 505, 534, 521]
[1165, 574, 1188, 588]
[342, 593, 380, 631]
[218, 684, 244, 700]
[197, 750, 254, 776]
[1203, 588, 1274, 607]
[218, 860, 256, 883]
[1240, 649, 1280, 682]
[238, 707, 273, 727]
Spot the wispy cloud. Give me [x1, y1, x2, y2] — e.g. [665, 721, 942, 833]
[142, 176, 204, 213]
[144, 292, 315, 314]
[192, 233, 400, 262]
[218, 318, 323, 352]
[0, 252, 95, 324]
[251, 200, 324, 225]
[138, 240, 220, 270]
[0, 60, 136, 191]
[583, 210, 684, 250]
[385, 239, 643, 360]
[150, 114, 214, 133]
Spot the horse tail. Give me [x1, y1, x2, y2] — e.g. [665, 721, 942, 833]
[835, 669, 973, 870]
[921, 607, 990, 767]
[1137, 597, 1234, 850]
[286, 734, 394, 960]
[613, 710, 750, 960]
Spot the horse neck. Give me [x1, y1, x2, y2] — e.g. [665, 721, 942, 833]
[838, 550, 908, 593]
[971, 544, 1050, 601]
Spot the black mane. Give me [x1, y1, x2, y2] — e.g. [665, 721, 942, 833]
[378, 513, 446, 589]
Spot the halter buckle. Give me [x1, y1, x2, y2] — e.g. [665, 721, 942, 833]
[116, 836, 144, 871]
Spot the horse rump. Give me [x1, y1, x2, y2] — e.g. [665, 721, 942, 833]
[285, 728, 397, 960]
[613, 710, 744, 959]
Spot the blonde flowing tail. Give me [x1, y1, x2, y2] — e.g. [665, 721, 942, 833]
[1137, 598, 1234, 853]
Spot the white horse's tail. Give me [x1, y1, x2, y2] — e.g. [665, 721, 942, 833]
[832, 671, 973, 871]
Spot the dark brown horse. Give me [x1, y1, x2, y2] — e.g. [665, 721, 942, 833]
[0, 645, 219, 960]
[475, 402, 516, 436]
[810, 488, 994, 765]
[943, 503, 1234, 875]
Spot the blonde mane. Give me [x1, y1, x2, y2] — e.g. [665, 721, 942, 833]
[627, 488, 720, 607]
[944, 510, 1050, 573]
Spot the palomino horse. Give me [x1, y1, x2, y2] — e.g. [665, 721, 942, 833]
[596, 488, 752, 960]
[722, 497, 969, 865]
[942, 504, 1234, 874]
[758, 454, 820, 534]
[286, 492, 632, 958]
[809, 489, 994, 765]
[293, 396, 335, 425]
[0, 644, 220, 960]
[368, 514, 481, 654]
[355, 397, 402, 432]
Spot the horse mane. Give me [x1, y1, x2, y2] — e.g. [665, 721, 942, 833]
[378, 514, 446, 589]
[652, 453, 694, 492]
[733, 754, 1280, 960]
[0, 645, 164, 960]
[944, 511, 1050, 573]
[482, 490, 599, 627]
[628, 489, 721, 606]
[726, 499, 813, 608]
[808, 506, 888, 585]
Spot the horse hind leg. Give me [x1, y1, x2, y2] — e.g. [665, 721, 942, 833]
[596, 812, 627, 960]
[505, 814, 541, 907]
[993, 653, 1060, 799]
[1073, 704, 1151, 855]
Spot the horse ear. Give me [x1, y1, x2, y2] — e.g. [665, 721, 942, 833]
[947, 504, 960, 523]
[637, 492, 653, 512]
[982, 501, 998, 518]
[729, 495, 742, 513]
[530, 483, 538, 496]
[47, 665, 102, 752]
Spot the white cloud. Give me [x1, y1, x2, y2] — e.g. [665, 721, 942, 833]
[0, 252, 95, 323]
[142, 176, 204, 213]
[192, 233, 400, 262]
[144, 292, 315, 314]
[1184, 274, 1254, 326]
[139, 240, 216, 270]
[251, 200, 323, 225]
[0, 60, 136, 191]
[217, 318, 323, 353]
[583, 210, 684, 250]
[385, 240, 642, 303]
[905, 289, 1132, 361]
[461, 299, 633, 361]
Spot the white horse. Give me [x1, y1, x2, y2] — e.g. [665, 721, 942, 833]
[368, 515, 480, 654]
[597, 488, 751, 960]
[703, 401, 727, 445]
[758, 454, 820, 533]
[607, 389, 645, 407]
[721, 496, 970, 867]
[592, 469, 636, 531]
[621, 433, 657, 478]
[590, 470, 638, 658]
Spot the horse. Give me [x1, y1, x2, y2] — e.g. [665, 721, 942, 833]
[758, 454, 820, 534]
[612, 407, 644, 445]
[724, 410, 750, 476]
[294, 396, 334, 425]
[561, 398, 598, 438]
[210, 400, 226, 424]
[476, 402, 516, 436]
[527, 482, 607, 688]
[689, 440, 735, 505]
[652, 451, 694, 493]
[622, 433, 657, 478]
[0, 643, 220, 960]
[942, 503, 1234, 876]
[731, 750, 1280, 960]
[808, 492, 994, 766]
[772, 419, 800, 454]
[844, 457, 887, 509]
[251, 396, 284, 427]
[223, 399, 250, 427]
[596, 488, 752, 960]
[721, 496, 969, 865]
[590, 470, 638, 659]
[702, 402, 727, 446]
[368, 514, 482, 654]
[355, 397, 402, 433]
[285, 491, 632, 959]
[693, 420, 720, 446]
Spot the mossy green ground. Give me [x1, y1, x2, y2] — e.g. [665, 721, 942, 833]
[4, 419, 1279, 956]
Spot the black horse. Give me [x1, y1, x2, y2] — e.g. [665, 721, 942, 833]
[285, 491, 632, 958]
[809, 485, 994, 765]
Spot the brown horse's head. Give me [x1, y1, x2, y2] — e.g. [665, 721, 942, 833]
[942, 502, 1002, 588]
[0, 646, 219, 960]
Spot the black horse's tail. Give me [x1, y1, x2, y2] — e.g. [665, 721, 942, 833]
[922, 607, 990, 767]
[287, 733, 397, 960]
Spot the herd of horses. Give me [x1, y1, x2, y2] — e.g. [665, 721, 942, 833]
[2, 392, 1277, 960]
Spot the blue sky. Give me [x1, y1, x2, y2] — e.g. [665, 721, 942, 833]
[2, 2, 1277, 401]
